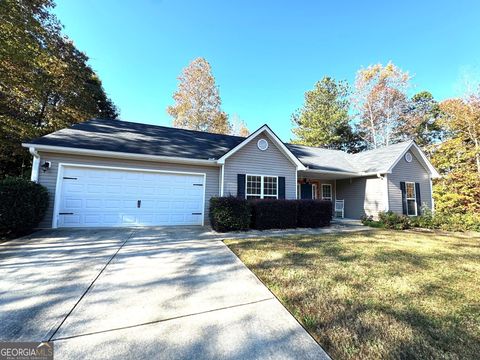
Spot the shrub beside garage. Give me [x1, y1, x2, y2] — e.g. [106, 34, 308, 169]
[0, 177, 49, 238]
[209, 196, 332, 232]
[209, 196, 251, 232]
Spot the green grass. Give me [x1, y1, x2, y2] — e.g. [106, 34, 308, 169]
[225, 230, 480, 359]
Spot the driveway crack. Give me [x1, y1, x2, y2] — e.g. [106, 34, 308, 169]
[51, 297, 274, 341]
[47, 230, 136, 341]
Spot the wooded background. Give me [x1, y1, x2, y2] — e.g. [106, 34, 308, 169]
[1, 1, 478, 223]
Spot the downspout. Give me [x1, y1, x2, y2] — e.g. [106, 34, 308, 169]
[430, 176, 434, 213]
[29, 147, 40, 183]
[295, 167, 298, 199]
[220, 164, 225, 196]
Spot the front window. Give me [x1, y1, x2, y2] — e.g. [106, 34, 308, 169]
[246, 175, 278, 199]
[321, 184, 332, 200]
[246, 175, 262, 199]
[406, 182, 417, 216]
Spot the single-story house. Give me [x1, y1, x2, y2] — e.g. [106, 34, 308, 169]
[22, 119, 440, 228]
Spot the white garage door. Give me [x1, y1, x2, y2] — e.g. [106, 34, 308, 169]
[57, 166, 205, 227]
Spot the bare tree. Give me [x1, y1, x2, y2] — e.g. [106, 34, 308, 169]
[352, 62, 410, 148]
[230, 114, 250, 137]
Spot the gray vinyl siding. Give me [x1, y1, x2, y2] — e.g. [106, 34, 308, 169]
[36, 152, 220, 228]
[223, 133, 297, 199]
[388, 149, 432, 214]
[336, 176, 386, 219]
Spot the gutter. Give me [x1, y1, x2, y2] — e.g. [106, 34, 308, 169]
[22, 143, 220, 167]
[302, 167, 389, 178]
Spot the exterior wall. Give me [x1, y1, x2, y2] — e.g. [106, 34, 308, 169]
[336, 176, 386, 219]
[388, 149, 432, 214]
[36, 152, 220, 228]
[223, 132, 297, 199]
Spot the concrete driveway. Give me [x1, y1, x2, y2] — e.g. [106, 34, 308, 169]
[0, 227, 329, 359]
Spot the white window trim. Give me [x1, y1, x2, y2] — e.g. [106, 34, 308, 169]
[405, 181, 417, 216]
[321, 183, 332, 200]
[245, 174, 279, 199]
[312, 183, 317, 199]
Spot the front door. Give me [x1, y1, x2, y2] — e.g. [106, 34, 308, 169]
[300, 183, 313, 199]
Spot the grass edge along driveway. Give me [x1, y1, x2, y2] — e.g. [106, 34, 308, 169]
[225, 229, 480, 360]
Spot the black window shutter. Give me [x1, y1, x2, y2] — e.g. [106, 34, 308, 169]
[237, 174, 246, 198]
[415, 182, 421, 215]
[400, 181, 407, 215]
[278, 177, 286, 199]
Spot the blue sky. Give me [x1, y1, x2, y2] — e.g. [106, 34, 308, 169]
[54, 0, 480, 141]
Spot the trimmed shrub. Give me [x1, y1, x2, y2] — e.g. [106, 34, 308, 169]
[378, 211, 411, 230]
[297, 200, 332, 228]
[0, 177, 49, 237]
[209, 197, 335, 232]
[249, 199, 298, 230]
[209, 196, 251, 232]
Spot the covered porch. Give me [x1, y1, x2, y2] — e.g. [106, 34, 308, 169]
[297, 170, 359, 219]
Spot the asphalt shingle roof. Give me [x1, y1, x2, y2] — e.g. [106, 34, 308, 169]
[27, 118, 414, 174]
[286, 144, 358, 173]
[28, 118, 245, 160]
[348, 140, 413, 173]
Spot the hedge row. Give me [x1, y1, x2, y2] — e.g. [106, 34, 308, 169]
[0, 177, 49, 237]
[209, 196, 332, 232]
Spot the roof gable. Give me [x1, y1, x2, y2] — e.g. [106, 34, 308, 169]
[348, 141, 413, 174]
[217, 125, 306, 170]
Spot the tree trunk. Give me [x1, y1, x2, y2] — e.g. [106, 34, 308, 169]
[474, 137, 480, 175]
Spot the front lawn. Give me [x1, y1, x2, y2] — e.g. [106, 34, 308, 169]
[225, 230, 480, 359]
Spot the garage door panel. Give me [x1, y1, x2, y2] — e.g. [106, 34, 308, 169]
[58, 166, 204, 227]
[65, 199, 82, 209]
[64, 183, 84, 193]
[87, 184, 103, 193]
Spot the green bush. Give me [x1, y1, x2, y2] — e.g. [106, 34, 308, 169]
[407, 204, 480, 232]
[360, 215, 385, 228]
[209, 196, 251, 232]
[0, 177, 49, 237]
[378, 211, 411, 230]
[362, 206, 480, 233]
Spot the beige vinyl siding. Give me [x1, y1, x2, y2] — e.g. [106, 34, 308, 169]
[336, 176, 386, 219]
[36, 152, 220, 228]
[388, 148, 432, 214]
[223, 133, 297, 199]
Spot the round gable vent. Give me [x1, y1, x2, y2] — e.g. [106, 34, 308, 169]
[405, 152, 413, 163]
[257, 138, 269, 151]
